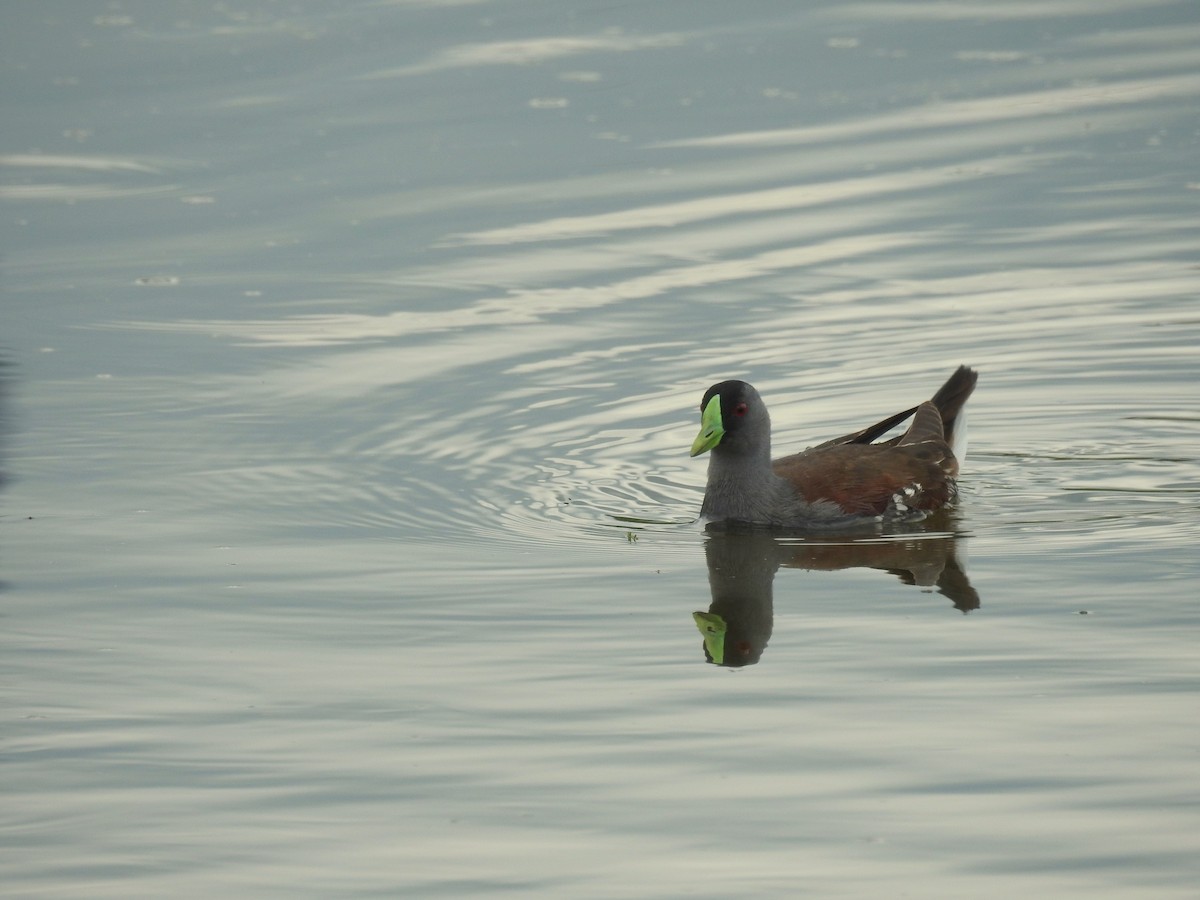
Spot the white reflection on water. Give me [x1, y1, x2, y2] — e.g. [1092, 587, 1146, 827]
[366, 31, 689, 78]
[654, 74, 1200, 148]
[114, 233, 923, 344]
[0, 153, 165, 174]
[831, 0, 1183, 20]
[0, 153, 185, 202]
[446, 155, 1051, 245]
[0, 184, 180, 201]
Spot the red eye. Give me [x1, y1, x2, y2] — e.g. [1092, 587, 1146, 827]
[734, 402, 748, 417]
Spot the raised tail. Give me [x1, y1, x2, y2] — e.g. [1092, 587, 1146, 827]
[930, 365, 977, 463]
[812, 365, 978, 457]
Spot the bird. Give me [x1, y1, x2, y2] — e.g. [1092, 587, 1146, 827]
[689, 365, 978, 528]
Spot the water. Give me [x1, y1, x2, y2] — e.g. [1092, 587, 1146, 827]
[3, 1, 1199, 897]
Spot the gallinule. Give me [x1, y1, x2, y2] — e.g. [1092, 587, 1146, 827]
[690, 365, 978, 527]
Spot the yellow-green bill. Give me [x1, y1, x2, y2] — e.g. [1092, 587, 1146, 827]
[692, 611, 727, 664]
[690, 394, 724, 457]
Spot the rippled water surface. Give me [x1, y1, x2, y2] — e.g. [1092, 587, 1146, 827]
[4, 2, 1199, 897]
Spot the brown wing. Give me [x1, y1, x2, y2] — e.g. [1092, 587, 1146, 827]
[773, 400, 959, 515]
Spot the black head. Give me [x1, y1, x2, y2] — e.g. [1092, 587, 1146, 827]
[691, 380, 771, 458]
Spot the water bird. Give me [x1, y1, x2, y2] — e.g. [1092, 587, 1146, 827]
[690, 365, 978, 527]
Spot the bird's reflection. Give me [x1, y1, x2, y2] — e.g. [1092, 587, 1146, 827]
[695, 514, 980, 667]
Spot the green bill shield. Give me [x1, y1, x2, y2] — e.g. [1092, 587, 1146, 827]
[689, 394, 724, 457]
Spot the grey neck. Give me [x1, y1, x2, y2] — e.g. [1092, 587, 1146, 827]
[700, 447, 789, 524]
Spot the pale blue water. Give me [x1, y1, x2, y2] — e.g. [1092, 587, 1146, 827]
[3, 2, 1199, 897]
